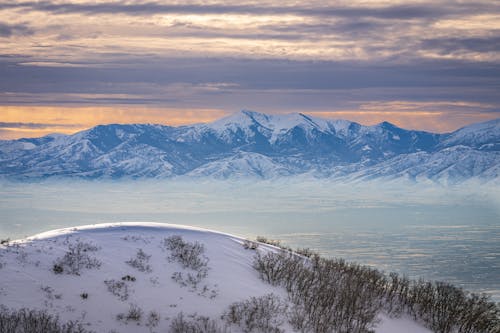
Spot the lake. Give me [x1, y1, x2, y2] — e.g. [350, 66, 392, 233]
[1, 179, 499, 301]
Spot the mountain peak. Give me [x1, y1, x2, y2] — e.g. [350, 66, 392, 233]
[375, 121, 399, 130]
[240, 109, 263, 117]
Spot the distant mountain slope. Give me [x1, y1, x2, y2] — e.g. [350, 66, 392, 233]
[0, 111, 498, 183]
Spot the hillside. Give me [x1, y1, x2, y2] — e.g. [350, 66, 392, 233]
[0, 111, 498, 183]
[0, 223, 435, 333]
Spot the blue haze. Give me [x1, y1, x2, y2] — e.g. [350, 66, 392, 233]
[0, 179, 498, 301]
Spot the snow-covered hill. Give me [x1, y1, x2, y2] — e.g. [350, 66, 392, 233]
[0, 223, 431, 333]
[0, 111, 498, 183]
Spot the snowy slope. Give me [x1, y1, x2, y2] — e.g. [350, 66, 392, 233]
[438, 118, 500, 150]
[0, 111, 498, 182]
[0, 223, 431, 333]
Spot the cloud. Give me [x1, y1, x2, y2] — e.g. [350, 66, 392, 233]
[0, 122, 81, 129]
[3, 1, 498, 20]
[421, 36, 500, 53]
[0, 1, 499, 137]
[0, 22, 33, 37]
[0, 105, 229, 139]
[2, 56, 500, 92]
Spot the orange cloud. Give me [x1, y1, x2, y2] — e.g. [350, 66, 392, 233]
[1, 104, 498, 140]
[0, 106, 228, 139]
[306, 110, 498, 133]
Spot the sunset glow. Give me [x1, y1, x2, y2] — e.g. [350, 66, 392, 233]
[1, 0, 499, 139]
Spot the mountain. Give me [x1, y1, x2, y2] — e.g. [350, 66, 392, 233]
[0, 110, 498, 183]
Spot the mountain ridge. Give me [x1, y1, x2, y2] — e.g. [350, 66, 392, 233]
[1, 111, 498, 183]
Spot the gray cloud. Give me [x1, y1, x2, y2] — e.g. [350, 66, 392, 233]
[1, 1, 499, 123]
[159, 29, 304, 41]
[0, 122, 81, 129]
[262, 19, 393, 40]
[0, 22, 33, 37]
[3, 1, 498, 20]
[421, 36, 500, 53]
[1, 56, 500, 112]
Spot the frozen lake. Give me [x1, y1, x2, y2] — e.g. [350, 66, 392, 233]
[1, 179, 499, 301]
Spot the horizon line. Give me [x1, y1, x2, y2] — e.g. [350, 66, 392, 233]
[2, 109, 498, 141]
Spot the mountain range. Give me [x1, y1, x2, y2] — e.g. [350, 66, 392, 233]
[1, 110, 499, 183]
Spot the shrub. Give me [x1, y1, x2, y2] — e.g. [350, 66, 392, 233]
[162, 236, 208, 271]
[145, 311, 160, 332]
[52, 240, 101, 275]
[126, 249, 152, 273]
[116, 304, 143, 324]
[255, 236, 282, 248]
[393, 279, 500, 333]
[0, 306, 93, 333]
[162, 235, 213, 293]
[253, 249, 500, 333]
[125, 304, 142, 322]
[104, 279, 129, 301]
[223, 294, 287, 333]
[242, 240, 259, 250]
[254, 252, 384, 332]
[294, 248, 316, 258]
[169, 313, 228, 333]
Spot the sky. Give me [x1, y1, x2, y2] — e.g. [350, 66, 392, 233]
[1, 0, 499, 139]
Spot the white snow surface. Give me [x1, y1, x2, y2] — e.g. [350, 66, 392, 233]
[0, 222, 431, 333]
[203, 110, 355, 143]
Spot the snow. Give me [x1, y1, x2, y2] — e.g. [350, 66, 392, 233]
[0, 223, 431, 333]
[186, 151, 291, 179]
[206, 110, 337, 144]
[377, 314, 432, 333]
[439, 118, 500, 148]
[0, 110, 498, 182]
[0, 141, 36, 153]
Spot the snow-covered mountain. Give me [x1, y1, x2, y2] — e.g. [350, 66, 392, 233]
[0, 110, 498, 183]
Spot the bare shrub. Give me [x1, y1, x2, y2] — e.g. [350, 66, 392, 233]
[253, 248, 500, 333]
[253, 251, 305, 290]
[0, 306, 93, 333]
[294, 248, 316, 258]
[126, 249, 152, 273]
[392, 279, 500, 333]
[171, 270, 208, 290]
[116, 304, 143, 324]
[52, 240, 101, 275]
[242, 240, 259, 250]
[162, 236, 215, 295]
[40, 285, 62, 301]
[255, 236, 282, 248]
[104, 279, 129, 301]
[169, 313, 228, 333]
[162, 236, 208, 271]
[254, 252, 384, 333]
[223, 294, 287, 333]
[146, 311, 160, 332]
